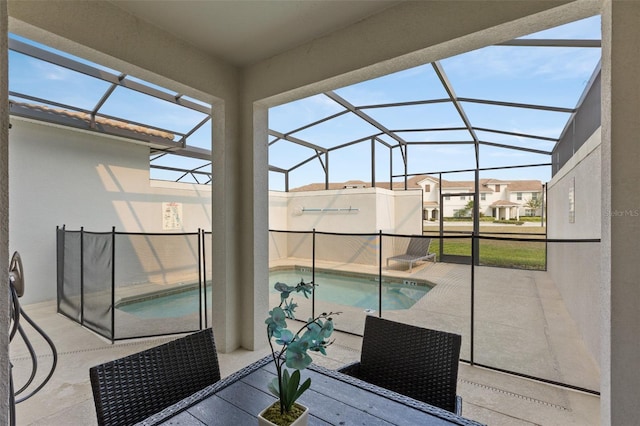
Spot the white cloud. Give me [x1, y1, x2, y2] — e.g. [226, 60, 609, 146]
[443, 46, 599, 82]
[35, 62, 73, 81]
[335, 86, 392, 106]
[487, 150, 527, 158]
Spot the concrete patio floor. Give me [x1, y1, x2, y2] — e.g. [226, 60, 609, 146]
[11, 292, 600, 425]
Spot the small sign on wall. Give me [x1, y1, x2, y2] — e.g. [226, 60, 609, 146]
[568, 177, 575, 223]
[163, 202, 183, 230]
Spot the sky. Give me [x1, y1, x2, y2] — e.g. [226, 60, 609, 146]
[7, 15, 601, 190]
[268, 15, 601, 190]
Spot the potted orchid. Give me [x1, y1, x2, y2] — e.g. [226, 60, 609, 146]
[259, 279, 339, 426]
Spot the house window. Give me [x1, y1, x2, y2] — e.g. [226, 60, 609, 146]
[460, 196, 466, 200]
[444, 195, 450, 200]
[517, 192, 522, 200]
[495, 184, 501, 192]
[480, 193, 486, 201]
[424, 184, 431, 192]
[532, 192, 538, 200]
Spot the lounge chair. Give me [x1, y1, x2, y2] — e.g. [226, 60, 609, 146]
[338, 316, 463, 414]
[89, 328, 220, 426]
[386, 236, 436, 272]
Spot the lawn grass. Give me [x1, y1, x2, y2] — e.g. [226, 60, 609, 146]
[424, 225, 547, 270]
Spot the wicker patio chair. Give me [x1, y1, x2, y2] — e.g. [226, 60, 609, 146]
[338, 316, 463, 414]
[89, 328, 220, 426]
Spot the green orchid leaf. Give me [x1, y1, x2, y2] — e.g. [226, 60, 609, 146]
[293, 377, 311, 402]
[268, 377, 280, 397]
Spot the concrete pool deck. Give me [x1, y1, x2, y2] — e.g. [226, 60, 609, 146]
[271, 258, 599, 392]
[10, 261, 600, 425]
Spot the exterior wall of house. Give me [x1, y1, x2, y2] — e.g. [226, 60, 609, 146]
[508, 191, 541, 215]
[547, 128, 601, 365]
[440, 189, 473, 218]
[420, 180, 439, 204]
[423, 180, 542, 218]
[9, 118, 213, 304]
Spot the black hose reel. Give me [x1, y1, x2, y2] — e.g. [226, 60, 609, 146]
[8, 251, 58, 426]
[9, 251, 24, 297]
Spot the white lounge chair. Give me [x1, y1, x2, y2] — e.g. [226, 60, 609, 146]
[386, 237, 436, 272]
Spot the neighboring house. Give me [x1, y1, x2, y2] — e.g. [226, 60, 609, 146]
[292, 175, 544, 220]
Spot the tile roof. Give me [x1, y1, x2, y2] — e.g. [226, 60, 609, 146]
[490, 200, 521, 207]
[505, 180, 544, 191]
[11, 101, 176, 141]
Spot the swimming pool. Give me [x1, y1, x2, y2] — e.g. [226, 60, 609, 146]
[271, 268, 431, 311]
[117, 286, 210, 319]
[116, 268, 432, 319]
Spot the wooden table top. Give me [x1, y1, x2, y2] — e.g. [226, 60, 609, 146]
[137, 356, 484, 426]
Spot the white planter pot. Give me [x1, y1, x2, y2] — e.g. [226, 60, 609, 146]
[257, 401, 309, 426]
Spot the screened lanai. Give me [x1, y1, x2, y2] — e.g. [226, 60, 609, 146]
[9, 17, 601, 193]
[8, 10, 602, 410]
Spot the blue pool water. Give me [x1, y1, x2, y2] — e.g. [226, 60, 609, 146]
[117, 286, 211, 319]
[271, 269, 431, 311]
[117, 269, 431, 319]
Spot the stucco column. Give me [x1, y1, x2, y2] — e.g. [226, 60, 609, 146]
[211, 99, 241, 353]
[601, 1, 640, 424]
[240, 100, 269, 351]
[212, 79, 269, 353]
[211, 92, 269, 353]
[1, 1, 10, 422]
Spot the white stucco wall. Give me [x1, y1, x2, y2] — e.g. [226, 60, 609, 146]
[547, 128, 601, 364]
[9, 118, 212, 304]
[10, 118, 423, 305]
[392, 189, 423, 235]
[0, 3, 9, 423]
[267, 187, 422, 265]
[271, 187, 421, 234]
[267, 191, 289, 262]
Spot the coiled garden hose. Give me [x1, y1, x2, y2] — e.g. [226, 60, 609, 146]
[8, 252, 58, 426]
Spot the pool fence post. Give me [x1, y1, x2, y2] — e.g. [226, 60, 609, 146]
[312, 228, 316, 319]
[470, 233, 475, 366]
[203, 230, 209, 328]
[378, 230, 382, 317]
[111, 226, 115, 344]
[80, 226, 84, 327]
[197, 228, 204, 330]
[56, 226, 62, 315]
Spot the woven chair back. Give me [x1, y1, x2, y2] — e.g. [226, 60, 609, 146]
[90, 328, 220, 426]
[358, 316, 461, 413]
